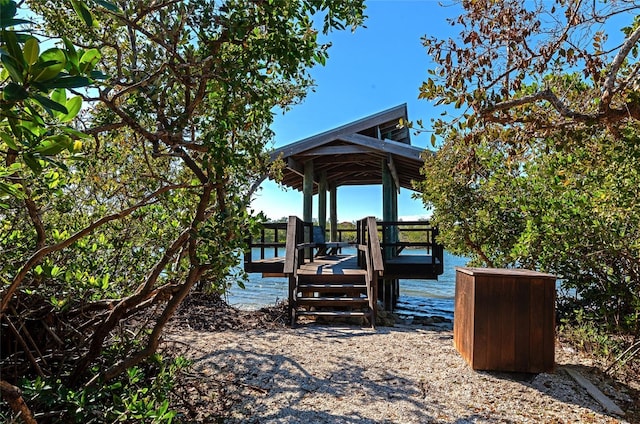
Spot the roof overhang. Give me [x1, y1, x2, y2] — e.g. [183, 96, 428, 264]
[269, 104, 430, 194]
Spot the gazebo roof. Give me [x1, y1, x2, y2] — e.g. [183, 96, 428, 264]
[270, 104, 428, 194]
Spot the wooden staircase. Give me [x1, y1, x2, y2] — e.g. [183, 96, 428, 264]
[284, 216, 383, 328]
[293, 273, 373, 326]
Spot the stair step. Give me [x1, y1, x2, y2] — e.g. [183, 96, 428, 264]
[296, 297, 369, 307]
[297, 296, 367, 301]
[297, 283, 367, 293]
[296, 311, 369, 317]
[298, 274, 365, 284]
[298, 283, 367, 289]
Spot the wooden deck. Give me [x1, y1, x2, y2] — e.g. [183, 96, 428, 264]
[250, 254, 441, 279]
[298, 254, 365, 276]
[384, 255, 442, 279]
[244, 216, 445, 324]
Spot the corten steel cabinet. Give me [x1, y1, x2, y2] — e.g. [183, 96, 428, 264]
[454, 267, 556, 373]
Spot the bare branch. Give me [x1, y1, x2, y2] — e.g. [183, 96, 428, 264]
[481, 88, 597, 121]
[601, 24, 640, 110]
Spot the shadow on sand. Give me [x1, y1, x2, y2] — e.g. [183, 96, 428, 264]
[172, 324, 636, 423]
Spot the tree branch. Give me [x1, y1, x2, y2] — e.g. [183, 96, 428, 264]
[81, 184, 213, 385]
[69, 226, 192, 383]
[600, 24, 640, 110]
[1, 184, 190, 314]
[0, 380, 37, 424]
[481, 88, 597, 121]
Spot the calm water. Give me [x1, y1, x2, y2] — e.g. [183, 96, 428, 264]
[228, 248, 469, 320]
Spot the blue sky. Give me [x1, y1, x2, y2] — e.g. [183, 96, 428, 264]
[250, 0, 462, 222]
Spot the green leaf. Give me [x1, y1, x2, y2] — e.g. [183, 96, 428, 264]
[0, 1, 18, 29]
[101, 273, 109, 290]
[23, 37, 39, 66]
[51, 88, 67, 106]
[23, 153, 42, 173]
[1, 54, 24, 83]
[0, 18, 31, 28]
[0, 131, 19, 150]
[79, 48, 101, 73]
[32, 48, 66, 82]
[60, 96, 82, 122]
[51, 265, 61, 277]
[33, 135, 72, 155]
[61, 126, 91, 139]
[37, 75, 91, 89]
[93, 0, 120, 12]
[2, 81, 28, 101]
[0, 181, 24, 199]
[62, 37, 78, 69]
[2, 28, 24, 68]
[33, 93, 69, 115]
[89, 70, 108, 80]
[70, 0, 95, 27]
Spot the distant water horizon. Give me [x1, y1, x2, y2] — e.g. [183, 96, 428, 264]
[228, 249, 469, 320]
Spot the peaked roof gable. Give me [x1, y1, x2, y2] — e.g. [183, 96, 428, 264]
[269, 104, 428, 193]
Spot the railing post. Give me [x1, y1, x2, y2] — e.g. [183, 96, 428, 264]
[244, 233, 252, 268]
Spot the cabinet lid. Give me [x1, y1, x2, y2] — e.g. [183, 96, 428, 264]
[455, 267, 556, 279]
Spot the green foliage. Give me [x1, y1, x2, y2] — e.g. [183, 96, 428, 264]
[557, 308, 632, 366]
[0, 0, 105, 207]
[418, 103, 640, 334]
[1, 0, 366, 420]
[11, 354, 189, 423]
[418, 2, 640, 336]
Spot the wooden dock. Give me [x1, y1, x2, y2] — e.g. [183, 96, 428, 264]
[244, 216, 444, 327]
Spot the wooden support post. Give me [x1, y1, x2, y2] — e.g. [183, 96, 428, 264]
[303, 160, 314, 259]
[382, 158, 398, 254]
[318, 173, 327, 233]
[382, 158, 393, 223]
[329, 185, 338, 242]
[303, 160, 314, 224]
[382, 158, 399, 311]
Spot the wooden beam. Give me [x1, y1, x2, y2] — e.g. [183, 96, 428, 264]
[311, 153, 385, 165]
[340, 133, 424, 161]
[564, 368, 625, 416]
[287, 157, 305, 177]
[387, 155, 401, 194]
[297, 145, 375, 156]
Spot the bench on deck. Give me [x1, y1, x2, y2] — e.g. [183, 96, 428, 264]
[312, 226, 351, 256]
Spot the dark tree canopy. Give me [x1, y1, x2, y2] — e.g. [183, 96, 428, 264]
[1, 0, 366, 420]
[418, 0, 639, 335]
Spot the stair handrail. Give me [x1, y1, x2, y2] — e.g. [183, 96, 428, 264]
[284, 216, 308, 324]
[357, 216, 384, 327]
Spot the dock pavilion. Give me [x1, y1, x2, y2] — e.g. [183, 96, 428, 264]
[245, 104, 444, 327]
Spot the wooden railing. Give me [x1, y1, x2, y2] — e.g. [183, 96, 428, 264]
[243, 221, 288, 269]
[357, 217, 384, 326]
[331, 228, 357, 243]
[377, 220, 443, 262]
[283, 216, 313, 323]
[244, 219, 316, 272]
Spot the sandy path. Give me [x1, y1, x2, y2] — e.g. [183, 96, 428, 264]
[165, 323, 632, 423]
